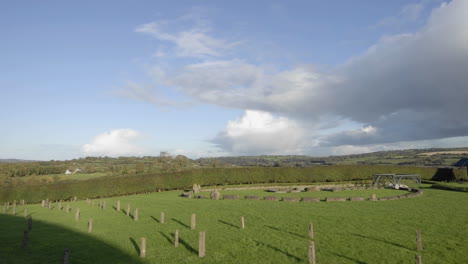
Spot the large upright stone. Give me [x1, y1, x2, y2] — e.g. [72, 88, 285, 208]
[192, 184, 201, 193]
[210, 190, 220, 200]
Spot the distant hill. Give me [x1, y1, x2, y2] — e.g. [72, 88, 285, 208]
[197, 147, 468, 167]
[0, 159, 37, 163]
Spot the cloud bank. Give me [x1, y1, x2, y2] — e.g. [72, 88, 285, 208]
[125, 0, 468, 155]
[82, 129, 145, 157]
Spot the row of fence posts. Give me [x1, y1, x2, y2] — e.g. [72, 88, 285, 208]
[7, 197, 425, 263]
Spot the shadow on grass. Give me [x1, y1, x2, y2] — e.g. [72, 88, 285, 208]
[330, 251, 367, 264]
[171, 218, 190, 229]
[151, 216, 160, 223]
[351, 233, 411, 251]
[159, 231, 173, 245]
[265, 225, 306, 239]
[179, 237, 197, 254]
[218, 219, 239, 229]
[129, 237, 140, 254]
[254, 240, 303, 262]
[0, 214, 144, 264]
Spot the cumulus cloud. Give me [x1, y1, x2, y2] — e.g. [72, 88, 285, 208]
[212, 110, 307, 155]
[82, 129, 145, 157]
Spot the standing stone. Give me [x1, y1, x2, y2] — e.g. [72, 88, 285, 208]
[27, 216, 32, 231]
[91, 200, 94, 207]
[73, 197, 77, 202]
[198, 231, 206, 257]
[210, 189, 220, 200]
[191, 214, 196, 230]
[13, 200, 16, 207]
[21, 200, 25, 205]
[240, 216, 245, 229]
[63, 248, 71, 264]
[416, 230, 423, 251]
[21, 230, 29, 249]
[12, 204, 16, 215]
[102, 201, 106, 210]
[174, 229, 179, 247]
[140, 237, 146, 258]
[88, 218, 93, 233]
[127, 204, 130, 216]
[41, 200, 45, 207]
[75, 208, 80, 221]
[134, 208, 139, 221]
[192, 184, 201, 193]
[2, 203, 6, 213]
[66, 204, 70, 213]
[24, 208, 28, 218]
[160, 212, 165, 224]
[117, 200, 121, 211]
[309, 223, 314, 240]
[58, 201, 62, 211]
[370, 194, 377, 201]
[309, 240, 316, 264]
[6, 202, 9, 210]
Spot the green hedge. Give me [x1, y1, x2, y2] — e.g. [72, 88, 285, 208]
[0, 165, 460, 203]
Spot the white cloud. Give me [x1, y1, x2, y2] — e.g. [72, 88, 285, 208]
[212, 110, 307, 155]
[82, 129, 145, 157]
[135, 19, 238, 58]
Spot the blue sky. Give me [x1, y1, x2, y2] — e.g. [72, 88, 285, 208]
[1, 0, 467, 160]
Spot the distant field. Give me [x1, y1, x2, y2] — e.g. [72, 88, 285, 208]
[419, 151, 468, 156]
[1, 185, 467, 263]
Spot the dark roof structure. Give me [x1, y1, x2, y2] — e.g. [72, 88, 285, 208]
[454, 158, 468, 167]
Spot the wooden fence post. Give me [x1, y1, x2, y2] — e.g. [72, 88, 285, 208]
[191, 214, 196, 230]
[117, 200, 120, 211]
[75, 208, 80, 221]
[240, 216, 245, 229]
[175, 229, 179, 247]
[27, 216, 32, 231]
[140, 237, 146, 258]
[199, 231, 206, 257]
[309, 240, 316, 264]
[309, 223, 314, 239]
[416, 230, 422, 251]
[160, 212, 165, 224]
[88, 218, 93, 233]
[21, 230, 29, 249]
[63, 248, 71, 264]
[134, 208, 139, 221]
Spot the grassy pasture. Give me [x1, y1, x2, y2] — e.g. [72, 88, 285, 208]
[1, 186, 467, 264]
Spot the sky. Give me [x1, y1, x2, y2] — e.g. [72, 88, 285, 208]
[1, 0, 468, 160]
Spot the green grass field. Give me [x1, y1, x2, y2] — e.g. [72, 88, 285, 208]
[1, 186, 467, 263]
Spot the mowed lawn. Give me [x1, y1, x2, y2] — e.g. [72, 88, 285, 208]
[1, 186, 467, 264]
